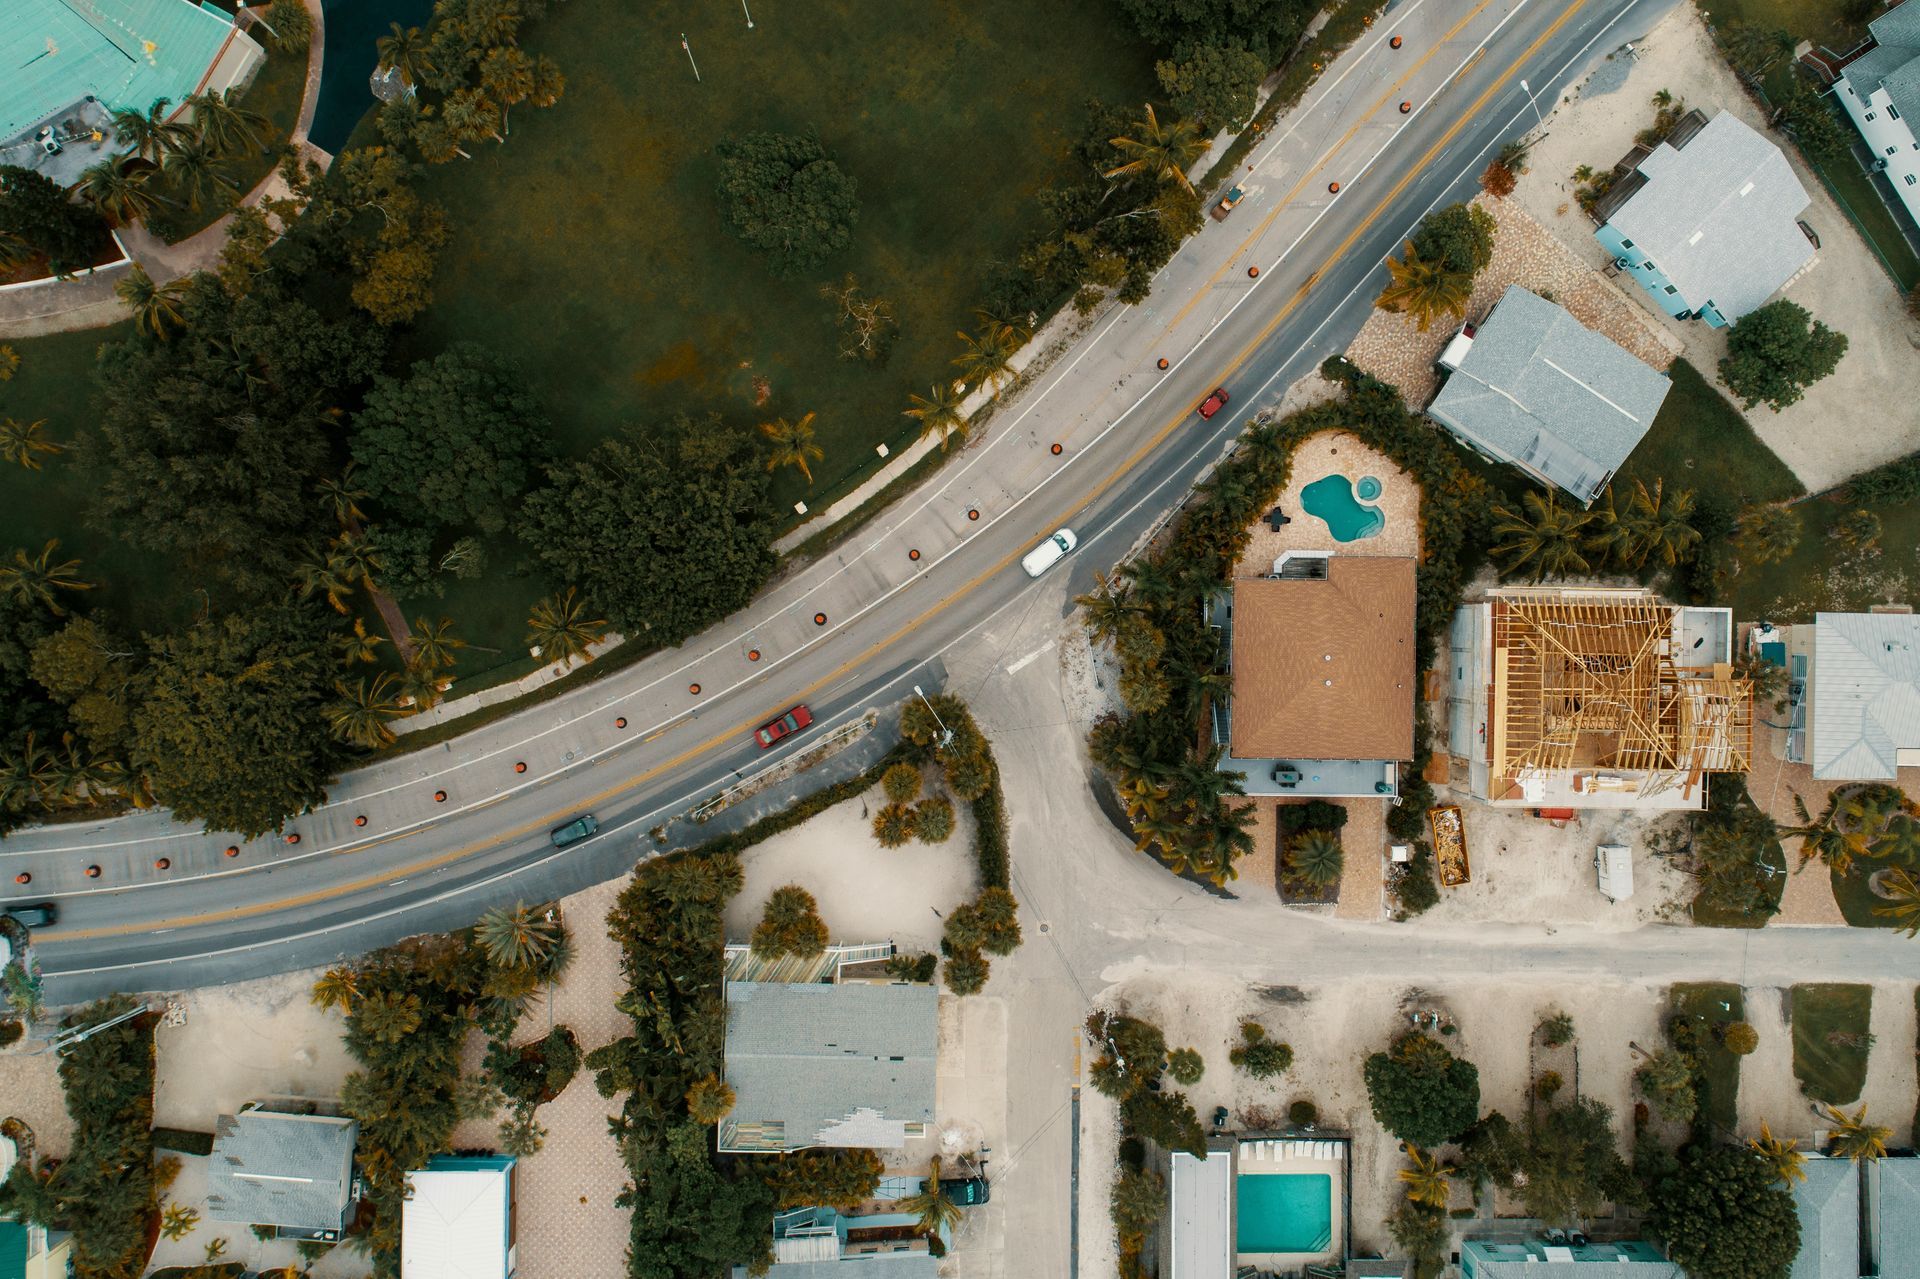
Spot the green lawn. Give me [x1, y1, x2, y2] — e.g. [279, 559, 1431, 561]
[1807, 145, 1920, 293]
[1615, 358, 1804, 509]
[1670, 982, 1747, 1133]
[404, 0, 1158, 517]
[1790, 982, 1874, 1105]
[1831, 863, 1908, 928]
[1727, 487, 1920, 621]
[1697, 0, 1872, 52]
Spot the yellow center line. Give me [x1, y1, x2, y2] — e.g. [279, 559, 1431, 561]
[1160, 0, 1494, 333]
[47, 1, 1585, 947]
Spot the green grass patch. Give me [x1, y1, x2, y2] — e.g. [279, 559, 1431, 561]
[1790, 982, 1874, 1105]
[1831, 864, 1907, 929]
[1806, 148, 1920, 293]
[1726, 487, 1920, 621]
[1670, 982, 1747, 1133]
[1616, 359, 1804, 508]
[1690, 835, 1787, 929]
[405, 0, 1157, 524]
[1694, 0, 1872, 51]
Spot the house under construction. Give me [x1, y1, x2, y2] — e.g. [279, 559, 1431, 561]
[1446, 588, 1752, 810]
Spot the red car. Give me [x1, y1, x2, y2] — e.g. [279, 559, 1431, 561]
[755, 704, 813, 749]
[1197, 386, 1231, 419]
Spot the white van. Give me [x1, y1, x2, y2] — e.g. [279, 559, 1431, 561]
[1021, 528, 1078, 577]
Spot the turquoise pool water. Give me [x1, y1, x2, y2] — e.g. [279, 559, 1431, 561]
[1237, 1172, 1333, 1254]
[1355, 475, 1382, 500]
[1300, 474, 1385, 542]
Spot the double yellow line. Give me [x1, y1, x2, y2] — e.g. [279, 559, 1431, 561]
[50, 0, 1587, 946]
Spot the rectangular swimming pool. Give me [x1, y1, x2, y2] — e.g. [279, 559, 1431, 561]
[1236, 1171, 1333, 1254]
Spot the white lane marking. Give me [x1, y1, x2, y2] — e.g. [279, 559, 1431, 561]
[1005, 641, 1057, 676]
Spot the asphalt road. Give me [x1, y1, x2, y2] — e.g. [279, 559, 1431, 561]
[27, 0, 1686, 1001]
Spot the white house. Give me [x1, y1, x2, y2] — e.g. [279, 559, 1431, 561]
[1831, 0, 1920, 224]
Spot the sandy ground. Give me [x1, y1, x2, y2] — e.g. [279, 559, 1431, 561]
[0, 1041, 69, 1165]
[1346, 192, 1682, 407]
[1511, 5, 1920, 492]
[1732, 981, 1918, 1142]
[1239, 431, 1423, 573]
[152, 969, 358, 1129]
[721, 778, 979, 956]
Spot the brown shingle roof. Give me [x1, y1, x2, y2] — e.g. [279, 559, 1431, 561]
[1229, 557, 1416, 761]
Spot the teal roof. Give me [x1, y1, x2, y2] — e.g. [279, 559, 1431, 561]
[1, 0, 240, 141]
[0, 1221, 28, 1279]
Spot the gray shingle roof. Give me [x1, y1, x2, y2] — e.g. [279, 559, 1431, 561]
[1792, 1157, 1861, 1279]
[1426, 285, 1671, 503]
[1811, 612, 1920, 779]
[1602, 111, 1813, 321]
[1873, 1157, 1920, 1276]
[721, 981, 936, 1153]
[205, 1111, 356, 1233]
[1845, 2, 1920, 124]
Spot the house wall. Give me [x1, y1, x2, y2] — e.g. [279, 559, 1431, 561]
[1834, 77, 1920, 225]
[1593, 224, 1728, 327]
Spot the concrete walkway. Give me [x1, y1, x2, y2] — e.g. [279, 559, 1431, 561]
[0, 0, 327, 339]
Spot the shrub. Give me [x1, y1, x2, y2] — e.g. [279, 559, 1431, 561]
[751, 885, 829, 959]
[0, 1019, 22, 1048]
[1651, 1143, 1800, 1278]
[1288, 1099, 1318, 1127]
[1228, 1021, 1293, 1078]
[1536, 1070, 1564, 1101]
[881, 762, 923, 804]
[1392, 845, 1441, 916]
[1409, 202, 1497, 276]
[487, 1025, 581, 1109]
[1167, 1047, 1206, 1086]
[942, 948, 990, 995]
[884, 952, 938, 983]
[1364, 1032, 1480, 1148]
[1539, 1012, 1575, 1047]
[872, 802, 915, 848]
[912, 795, 956, 844]
[1720, 1021, 1759, 1056]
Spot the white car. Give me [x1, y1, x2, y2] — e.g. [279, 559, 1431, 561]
[1021, 528, 1078, 577]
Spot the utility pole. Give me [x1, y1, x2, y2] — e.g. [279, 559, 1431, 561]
[1519, 78, 1545, 127]
[681, 34, 701, 82]
[741, 0, 755, 27]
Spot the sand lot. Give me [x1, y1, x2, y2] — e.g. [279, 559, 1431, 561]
[1511, 4, 1920, 492]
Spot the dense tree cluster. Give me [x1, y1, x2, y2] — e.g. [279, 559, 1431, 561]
[0, 165, 111, 277]
[1086, 1010, 1207, 1157]
[374, 0, 567, 166]
[1362, 1032, 1482, 1149]
[1650, 1143, 1800, 1279]
[713, 130, 860, 277]
[1719, 299, 1848, 411]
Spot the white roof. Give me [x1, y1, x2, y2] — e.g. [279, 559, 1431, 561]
[1812, 612, 1920, 779]
[402, 1165, 511, 1279]
[1170, 1149, 1232, 1279]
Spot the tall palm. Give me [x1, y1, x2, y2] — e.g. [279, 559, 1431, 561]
[952, 316, 1024, 395]
[1076, 571, 1141, 645]
[1738, 503, 1802, 565]
[1604, 478, 1699, 569]
[479, 47, 535, 133]
[1490, 491, 1593, 582]
[411, 616, 467, 672]
[904, 381, 969, 450]
[331, 532, 383, 589]
[443, 88, 504, 146]
[163, 133, 238, 211]
[334, 617, 386, 666]
[1747, 1121, 1805, 1186]
[1118, 557, 1179, 609]
[1820, 1103, 1891, 1163]
[474, 901, 560, 969]
[116, 266, 189, 340]
[1871, 811, 1920, 867]
[376, 23, 435, 87]
[527, 586, 607, 665]
[0, 418, 62, 470]
[1287, 829, 1346, 887]
[0, 233, 31, 275]
[1782, 793, 1862, 877]
[186, 89, 272, 158]
[1398, 1144, 1454, 1208]
[0, 541, 92, 615]
[1202, 803, 1255, 886]
[1375, 240, 1473, 332]
[0, 732, 54, 814]
[1105, 103, 1208, 194]
[0, 344, 17, 381]
[528, 56, 566, 109]
[77, 160, 163, 225]
[759, 413, 825, 485]
[43, 734, 122, 807]
[898, 1158, 965, 1239]
[328, 673, 409, 748]
[1870, 866, 1920, 936]
[110, 98, 190, 164]
[310, 967, 360, 1013]
[294, 553, 356, 614]
[316, 468, 369, 529]
[1133, 810, 1189, 857]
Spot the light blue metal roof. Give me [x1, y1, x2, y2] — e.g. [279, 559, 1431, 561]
[1, 0, 240, 141]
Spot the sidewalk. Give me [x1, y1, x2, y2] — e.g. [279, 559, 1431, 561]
[2, 0, 1555, 894]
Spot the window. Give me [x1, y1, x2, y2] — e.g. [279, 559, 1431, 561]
[1907, 174, 1917, 186]
[1892, 104, 1902, 119]
[1890, 145, 1900, 155]
[1620, 238, 1635, 249]
[1868, 111, 1878, 121]
[1664, 284, 1678, 295]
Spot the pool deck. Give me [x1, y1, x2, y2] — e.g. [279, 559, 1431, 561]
[1234, 1139, 1347, 1272]
[1236, 431, 1422, 577]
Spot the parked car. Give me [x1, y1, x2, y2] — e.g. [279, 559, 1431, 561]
[1021, 528, 1078, 577]
[940, 1175, 991, 1206]
[755, 704, 814, 749]
[1197, 386, 1231, 419]
[1210, 185, 1244, 221]
[548, 814, 598, 848]
[3, 902, 57, 928]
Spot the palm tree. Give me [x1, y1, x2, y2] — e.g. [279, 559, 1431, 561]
[1287, 829, 1345, 887]
[110, 98, 190, 164]
[952, 316, 1025, 395]
[397, 658, 448, 711]
[1397, 1144, 1454, 1208]
[186, 89, 272, 158]
[331, 532, 383, 589]
[1747, 1121, 1805, 1186]
[527, 586, 607, 665]
[1820, 1103, 1891, 1163]
[904, 381, 969, 450]
[1870, 866, 1920, 936]
[0, 345, 18, 381]
[1375, 240, 1473, 331]
[0, 541, 92, 615]
[1871, 811, 1920, 868]
[77, 160, 163, 225]
[898, 1158, 965, 1240]
[1601, 478, 1699, 569]
[1076, 572, 1141, 646]
[411, 616, 467, 671]
[310, 967, 360, 1012]
[1490, 491, 1593, 582]
[759, 412, 825, 485]
[43, 734, 121, 807]
[0, 732, 54, 814]
[443, 88, 504, 146]
[0, 233, 31, 276]
[1738, 503, 1802, 565]
[116, 266, 189, 340]
[1782, 792, 1862, 877]
[376, 22, 435, 87]
[295, 554, 355, 613]
[316, 468, 369, 529]
[1118, 557, 1179, 609]
[163, 133, 239, 211]
[334, 617, 386, 666]
[0, 418, 62, 470]
[1105, 103, 1208, 194]
[528, 56, 566, 109]
[475, 901, 560, 969]
[328, 673, 409, 748]
[479, 47, 536, 133]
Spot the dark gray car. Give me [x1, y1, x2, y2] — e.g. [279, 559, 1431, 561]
[549, 815, 598, 848]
